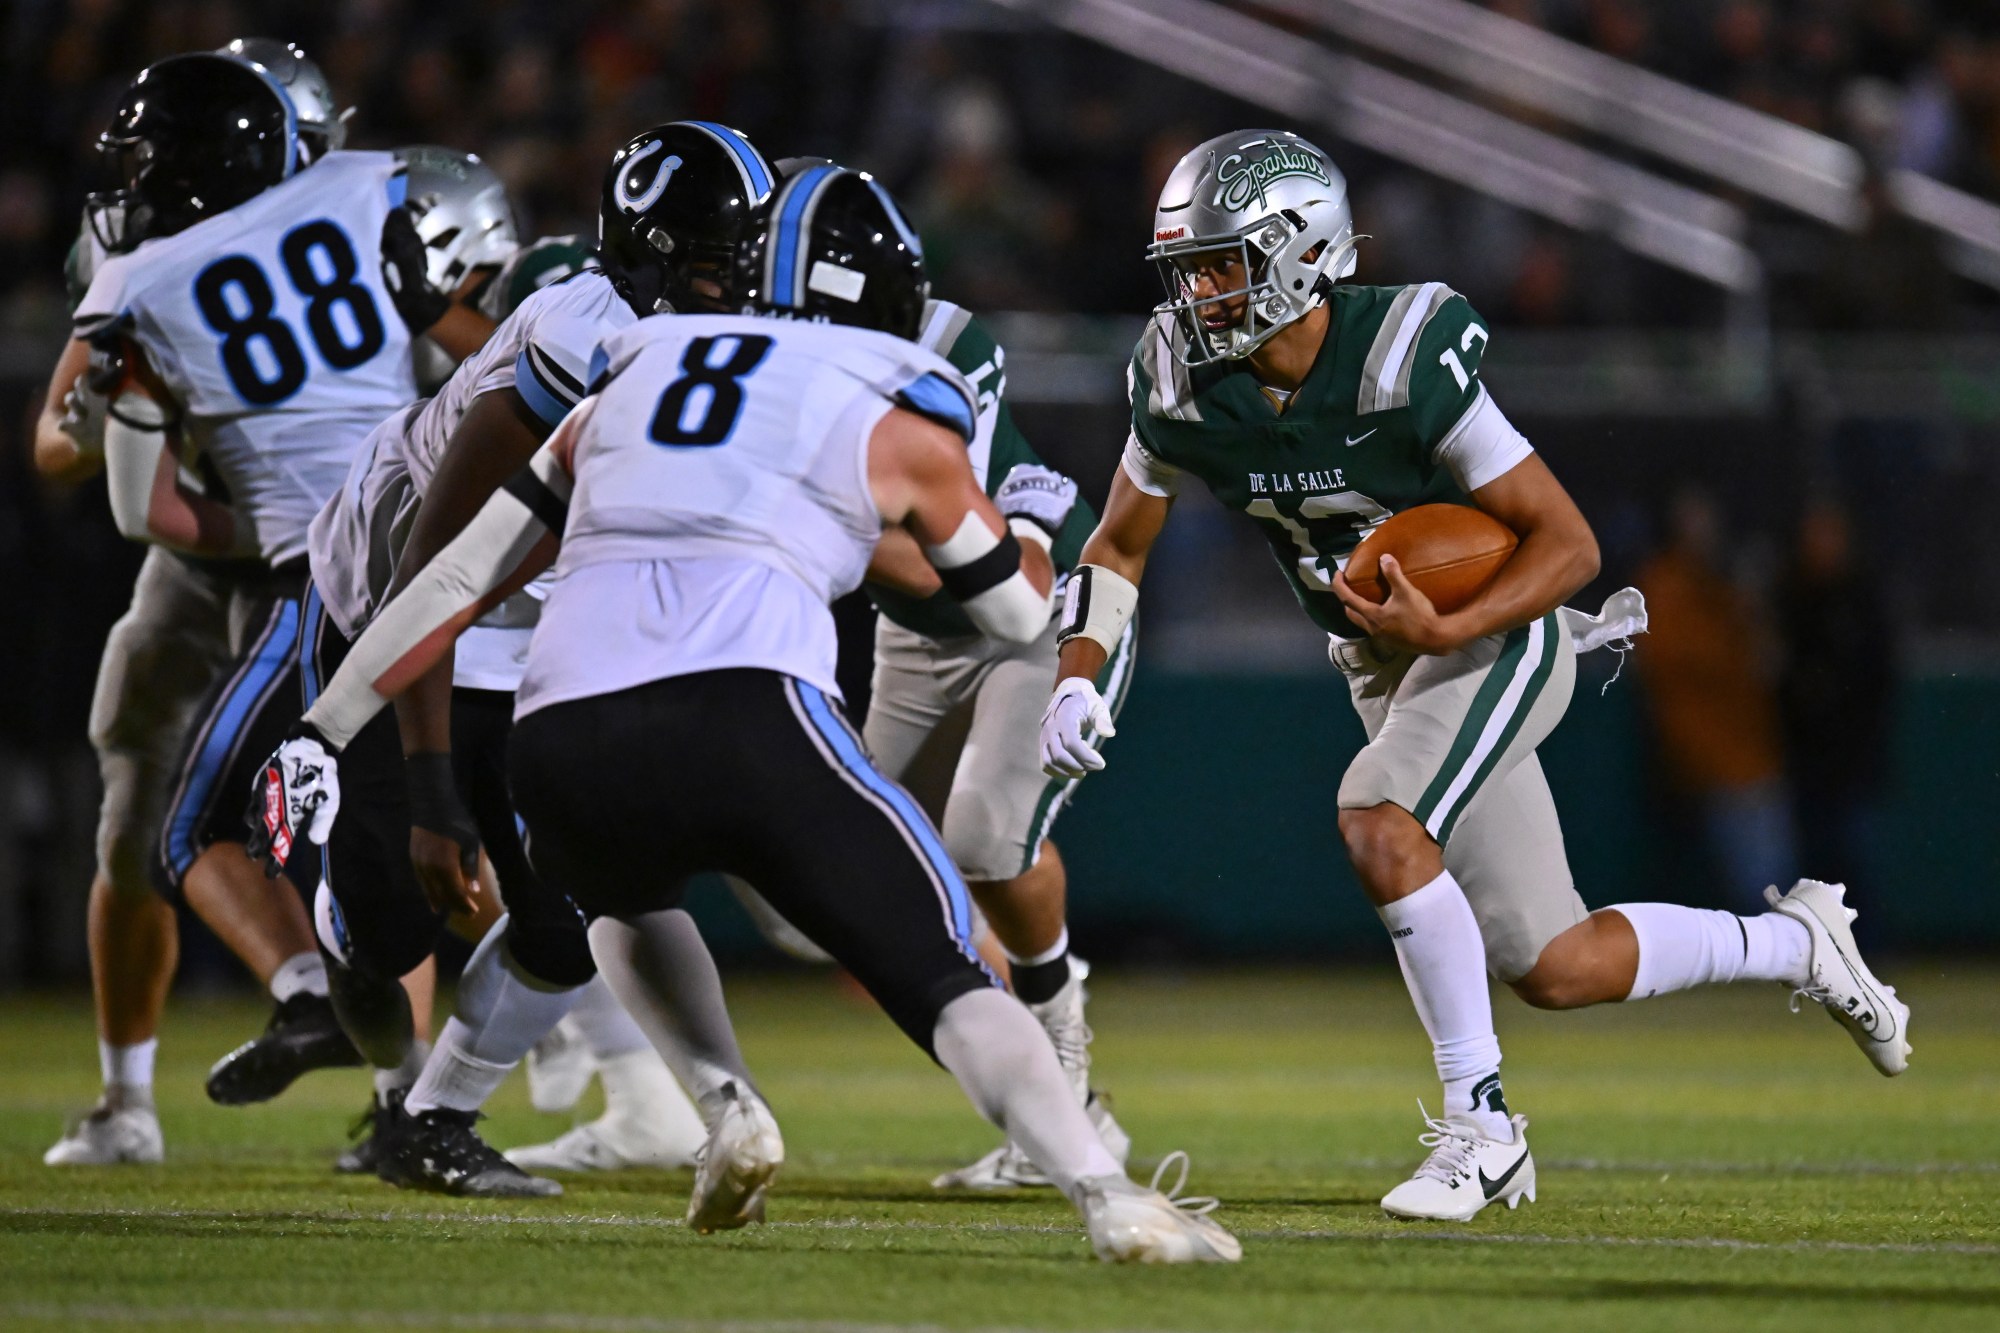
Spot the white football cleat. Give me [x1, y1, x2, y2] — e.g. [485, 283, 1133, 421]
[524, 1019, 595, 1114]
[506, 1117, 701, 1173]
[44, 1100, 164, 1166]
[685, 1083, 784, 1235]
[1078, 1151, 1241, 1264]
[1380, 1104, 1535, 1221]
[933, 1092, 1132, 1190]
[1766, 879, 1911, 1076]
[1027, 955, 1095, 1104]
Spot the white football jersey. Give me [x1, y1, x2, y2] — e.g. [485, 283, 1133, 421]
[516, 314, 979, 717]
[74, 151, 420, 566]
[308, 269, 632, 689]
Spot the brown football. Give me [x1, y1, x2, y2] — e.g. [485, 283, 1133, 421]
[1343, 504, 1518, 614]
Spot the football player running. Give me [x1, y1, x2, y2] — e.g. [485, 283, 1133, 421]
[254, 165, 1240, 1263]
[1043, 129, 1910, 1222]
[36, 47, 444, 1164]
[243, 125, 768, 1195]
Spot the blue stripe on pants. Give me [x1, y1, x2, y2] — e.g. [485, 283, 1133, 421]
[792, 679, 979, 957]
[163, 595, 302, 877]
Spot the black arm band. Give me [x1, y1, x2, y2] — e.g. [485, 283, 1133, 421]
[503, 466, 569, 534]
[936, 531, 1023, 602]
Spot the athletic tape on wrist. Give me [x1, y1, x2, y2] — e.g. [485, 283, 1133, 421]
[1057, 564, 1138, 655]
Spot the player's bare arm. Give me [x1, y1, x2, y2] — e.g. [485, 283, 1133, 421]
[248, 424, 574, 894]
[421, 271, 505, 361]
[1331, 454, 1599, 656]
[1056, 467, 1172, 685]
[32, 339, 102, 482]
[866, 527, 944, 598]
[867, 405, 1054, 643]
[1039, 467, 1170, 778]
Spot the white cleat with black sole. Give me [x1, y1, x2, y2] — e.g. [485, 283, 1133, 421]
[1078, 1151, 1242, 1264]
[686, 1082, 784, 1234]
[43, 1100, 164, 1166]
[1380, 1106, 1535, 1222]
[1765, 879, 1911, 1076]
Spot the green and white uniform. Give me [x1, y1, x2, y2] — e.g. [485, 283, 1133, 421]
[1125, 283, 1586, 979]
[864, 300, 1136, 883]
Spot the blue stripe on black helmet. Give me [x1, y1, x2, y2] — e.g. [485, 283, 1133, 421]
[599, 121, 774, 317]
[731, 165, 928, 342]
[88, 53, 300, 253]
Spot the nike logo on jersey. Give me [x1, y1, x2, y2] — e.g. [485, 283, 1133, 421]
[1479, 1148, 1531, 1200]
[1345, 429, 1377, 446]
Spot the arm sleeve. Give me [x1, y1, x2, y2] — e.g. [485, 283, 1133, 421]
[303, 445, 571, 749]
[1120, 427, 1183, 498]
[1433, 385, 1533, 493]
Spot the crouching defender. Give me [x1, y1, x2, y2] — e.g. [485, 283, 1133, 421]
[251, 167, 1239, 1263]
[246, 123, 769, 1194]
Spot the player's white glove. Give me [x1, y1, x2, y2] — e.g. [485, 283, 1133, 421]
[1040, 675, 1116, 778]
[995, 463, 1078, 539]
[245, 731, 342, 877]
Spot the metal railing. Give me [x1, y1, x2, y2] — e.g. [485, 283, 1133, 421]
[1261, 0, 2000, 290]
[991, 0, 1763, 306]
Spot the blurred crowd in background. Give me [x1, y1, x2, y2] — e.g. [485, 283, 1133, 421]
[3, 0, 1999, 333]
[1, 0, 1994, 978]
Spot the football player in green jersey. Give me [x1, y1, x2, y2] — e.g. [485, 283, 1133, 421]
[1042, 129, 1910, 1222]
[862, 298, 1135, 1191]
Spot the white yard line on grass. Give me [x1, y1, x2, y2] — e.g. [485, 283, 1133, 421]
[0, 1309, 1084, 1333]
[4, 1205, 1997, 1257]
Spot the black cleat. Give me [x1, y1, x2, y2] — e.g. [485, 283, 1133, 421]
[206, 992, 364, 1106]
[334, 1089, 404, 1175]
[380, 1107, 563, 1198]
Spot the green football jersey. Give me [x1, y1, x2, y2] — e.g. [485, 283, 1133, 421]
[477, 234, 595, 320]
[869, 300, 1095, 640]
[1128, 282, 1492, 637]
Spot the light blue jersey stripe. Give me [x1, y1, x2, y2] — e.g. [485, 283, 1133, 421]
[165, 597, 301, 874]
[793, 680, 978, 954]
[512, 347, 575, 428]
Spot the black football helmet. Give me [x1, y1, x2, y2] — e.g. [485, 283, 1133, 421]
[732, 165, 929, 341]
[599, 121, 773, 316]
[88, 53, 300, 253]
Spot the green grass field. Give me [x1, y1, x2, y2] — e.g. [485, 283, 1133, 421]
[1, 966, 1995, 1332]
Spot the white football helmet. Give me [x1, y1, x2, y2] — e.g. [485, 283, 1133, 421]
[220, 39, 352, 161]
[1148, 129, 1360, 365]
[396, 146, 521, 293]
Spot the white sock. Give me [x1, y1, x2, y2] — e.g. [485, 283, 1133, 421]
[269, 951, 329, 1003]
[596, 1047, 708, 1155]
[100, 1038, 157, 1105]
[405, 1018, 514, 1116]
[932, 987, 1122, 1199]
[1614, 904, 1812, 999]
[1378, 871, 1511, 1138]
[450, 920, 584, 1068]
[374, 1039, 430, 1098]
[1002, 927, 1069, 968]
[564, 975, 652, 1062]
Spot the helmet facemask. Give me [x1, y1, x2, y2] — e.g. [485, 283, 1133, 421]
[1150, 203, 1358, 367]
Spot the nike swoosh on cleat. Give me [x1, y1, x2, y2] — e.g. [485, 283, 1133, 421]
[1479, 1149, 1530, 1200]
[1345, 429, 1377, 446]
